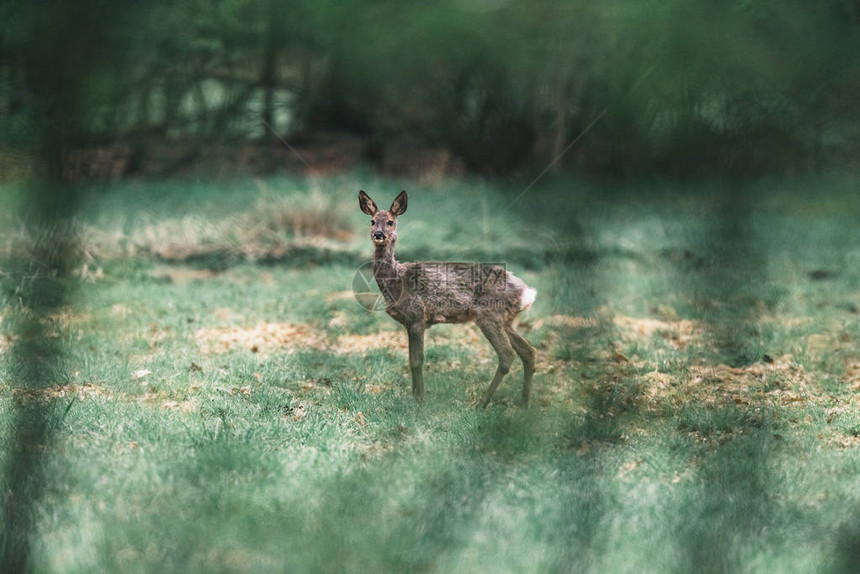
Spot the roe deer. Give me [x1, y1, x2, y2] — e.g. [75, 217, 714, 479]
[359, 190, 537, 407]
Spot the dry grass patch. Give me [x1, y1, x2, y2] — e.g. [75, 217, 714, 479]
[687, 354, 811, 394]
[843, 361, 860, 391]
[194, 322, 328, 356]
[335, 331, 407, 353]
[635, 354, 817, 410]
[150, 397, 199, 413]
[325, 291, 356, 303]
[532, 315, 599, 330]
[77, 185, 355, 262]
[242, 185, 353, 243]
[193, 321, 412, 356]
[11, 382, 113, 403]
[613, 315, 705, 349]
[193, 320, 503, 360]
[759, 313, 814, 329]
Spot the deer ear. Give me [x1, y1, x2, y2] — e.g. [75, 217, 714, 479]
[359, 190, 378, 216]
[390, 190, 407, 216]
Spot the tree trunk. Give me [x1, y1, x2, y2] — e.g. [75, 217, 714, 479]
[551, 79, 568, 172]
[260, 0, 282, 142]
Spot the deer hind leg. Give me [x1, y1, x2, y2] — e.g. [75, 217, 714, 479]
[407, 324, 425, 403]
[506, 326, 536, 407]
[476, 319, 515, 408]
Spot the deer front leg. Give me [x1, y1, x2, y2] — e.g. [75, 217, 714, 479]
[407, 324, 425, 403]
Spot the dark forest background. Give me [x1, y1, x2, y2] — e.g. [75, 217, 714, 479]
[2, 0, 860, 183]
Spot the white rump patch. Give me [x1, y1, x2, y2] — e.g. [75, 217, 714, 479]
[520, 287, 537, 310]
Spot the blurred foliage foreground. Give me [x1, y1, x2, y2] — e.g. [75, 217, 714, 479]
[2, 0, 860, 181]
[0, 175, 859, 571]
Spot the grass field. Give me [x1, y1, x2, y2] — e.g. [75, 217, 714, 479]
[1, 172, 859, 572]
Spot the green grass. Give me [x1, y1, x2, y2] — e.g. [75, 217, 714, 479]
[1, 172, 860, 572]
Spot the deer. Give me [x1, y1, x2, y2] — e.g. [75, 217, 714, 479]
[358, 190, 537, 408]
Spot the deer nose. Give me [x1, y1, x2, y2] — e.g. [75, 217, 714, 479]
[373, 231, 385, 240]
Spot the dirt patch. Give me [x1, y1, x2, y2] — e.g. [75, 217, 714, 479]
[335, 331, 407, 353]
[636, 354, 816, 409]
[195, 322, 328, 356]
[193, 319, 504, 360]
[613, 315, 705, 349]
[689, 354, 811, 393]
[843, 361, 860, 391]
[194, 322, 409, 356]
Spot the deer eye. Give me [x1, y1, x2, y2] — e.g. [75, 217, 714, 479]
[387, 221, 394, 226]
[370, 220, 375, 225]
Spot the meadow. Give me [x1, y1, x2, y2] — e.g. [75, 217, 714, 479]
[1, 172, 859, 572]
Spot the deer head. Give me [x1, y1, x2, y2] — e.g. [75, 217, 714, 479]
[359, 190, 407, 246]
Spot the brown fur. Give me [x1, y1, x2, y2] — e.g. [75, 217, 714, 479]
[359, 190, 537, 407]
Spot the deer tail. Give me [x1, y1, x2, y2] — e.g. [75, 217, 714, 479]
[519, 286, 537, 311]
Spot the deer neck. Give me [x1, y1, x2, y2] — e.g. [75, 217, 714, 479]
[372, 240, 405, 308]
[372, 240, 401, 280]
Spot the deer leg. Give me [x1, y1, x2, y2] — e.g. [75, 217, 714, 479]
[506, 326, 536, 407]
[407, 324, 425, 403]
[476, 319, 515, 408]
